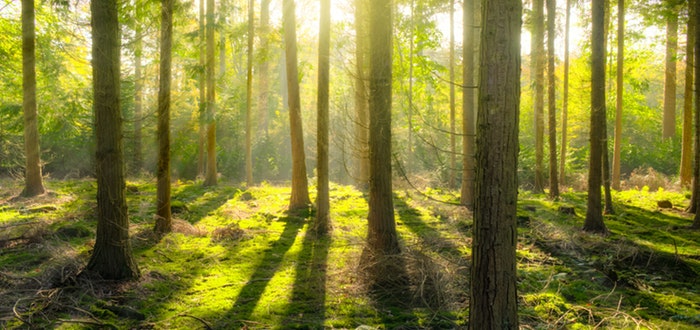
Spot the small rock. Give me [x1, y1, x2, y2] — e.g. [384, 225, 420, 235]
[657, 200, 673, 209]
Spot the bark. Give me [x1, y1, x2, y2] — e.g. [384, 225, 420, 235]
[283, 0, 311, 210]
[533, 0, 546, 193]
[197, 0, 205, 177]
[407, 0, 414, 175]
[680, 0, 695, 189]
[560, 0, 571, 186]
[546, 0, 558, 198]
[204, 0, 217, 186]
[133, 20, 143, 175]
[460, 0, 475, 208]
[86, 0, 139, 280]
[663, 6, 679, 139]
[257, 0, 272, 135]
[468, 0, 521, 326]
[245, 0, 254, 186]
[21, 0, 45, 197]
[154, 0, 173, 235]
[354, 0, 370, 189]
[316, 0, 331, 235]
[612, 0, 624, 190]
[583, 0, 608, 234]
[449, 0, 456, 188]
[365, 0, 399, 256]
[692, 0, 700, 227]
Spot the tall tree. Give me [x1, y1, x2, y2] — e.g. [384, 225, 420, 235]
[468, 0, 521, 326]
[532, 0, 546, 193]
[245, 0, 254, 186]
[406, 0, 414, 175]
[154, 0, 173, 235]
[559, 0, 571, 186]
[460, 0, 475, 208]
[583, 0, 608, 234]
[316, 0, 331, 235]
[354, 0, 370, 189]
[21, 0, 45, 197]
[257, 0, 272, 134]
[612, 0, 624, 190]
[662, 3, 679, 139]
[86, 0, 139, 280]
[546, 0, 558, 198]
[680, 0, 695, 189]
[283, 0, 311, 210]
[203, 0, 217, 186]
[449, 0, 456, 188]
[197, 0, 206, 177]
[692, 0, 700, 228]
[365, 0, 400, 256]
[132, 8, 143, 175]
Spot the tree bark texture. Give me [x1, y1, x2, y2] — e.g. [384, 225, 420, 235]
[560, 0, 571, 186]
[546, 0, 558, 198]
[680, 0, 695, 189]
[245, 0, 254, 186]
[133, 18, 143, 175]
[354, 0, 370, 189]
[316, 0, 331, 235]
[468, 0, 521, 327]
[663, 6, 679, 139]
[692, 0, 700, 228]
[583, 0, 608, 234]
[257, 0, 272, 135]
[366, 0, 400, 256]
[612, 0, 624, 190]
[449, 0, 456, 188]
[154, 0, 173, 235]
[460, 0, 475, 208]
[86, 0, 139, 280]
[533, 0, 546, 193]
[21, 0, 45, 197]
[283, 0, 311, 210]
[204, 0, 217, 186]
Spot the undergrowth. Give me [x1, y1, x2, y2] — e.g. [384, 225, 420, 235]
[0, 179, 699, 329]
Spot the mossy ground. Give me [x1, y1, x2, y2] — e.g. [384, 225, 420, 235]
[1, 179, 699, 329]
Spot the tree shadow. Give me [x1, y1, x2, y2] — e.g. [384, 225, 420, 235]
[282, 230, 331, 327]
[213, 213, 306, 328]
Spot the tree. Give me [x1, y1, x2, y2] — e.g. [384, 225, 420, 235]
[354, 0, 369, 189]
[469, 0, 521, 326]
[86, 0, 139, 280]
[132, 8, 143, 175]
[449, 0, 456, 188]
[257, 0, 272, 135]
[662, 3, 679, 139]
[460, 0, 475, 208]
[316, 0, 331, 235]
[612, 0, 624, 190]
[197, 0, 205, 177]
[283, 0, 311, 210]
[680, 0, 695, 189]
[21, 0, 46, 197]
[245, 0, 254, 186]
[365, 0, 400, 256]
[692, 0, 700, 228]
[533, 0, 546, 193]
[154, 0, 173, 235]
[559, 0, 571, 186]
[203, 0, 217, 186]
[547, 0, 558, 198]
[583, 0, 608, 234]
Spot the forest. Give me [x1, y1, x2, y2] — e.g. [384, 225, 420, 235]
[1, 0, 700, 328]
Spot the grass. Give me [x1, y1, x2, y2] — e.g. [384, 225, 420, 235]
[0, 179, 699, 329]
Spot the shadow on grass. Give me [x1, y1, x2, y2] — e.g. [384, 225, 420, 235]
[171, 183, 241, 224]
[214, 213, 305, 328]
[283, 230, 331, 327]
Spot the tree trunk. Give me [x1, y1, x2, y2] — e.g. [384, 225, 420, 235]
[612, 0, 624, 190]
[680, 0, 695, 189]
[365, 0, 400, 256]
[354, 0, 370, 189]
[245, 0, 254, 186]
[257, 0, 272, 135]
[21, 0, 45, 197]
[460, 0, 475, 208]
[546, 0, 558, 198]
[204, 0, 217, 186]
[560, 0, 571, 186]
[468, 0, 521, 326]
[533, 0, 545, 193]
[133, 18, 143, 175]
[449, 0, 456, 188]
[154, 0, 173, 235]
[407, 0, 414, 176]
[86, 0, 139, 280]
[692, 0, 700, 228]
[663, 6, 679, 139]
[283, 0, 311, 210]
[316, 0, 331, 235]
[197, 0, 205, 178]
[583, 0, 608, 234]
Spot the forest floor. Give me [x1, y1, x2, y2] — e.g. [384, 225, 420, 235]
[0, 178, 699, 329]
